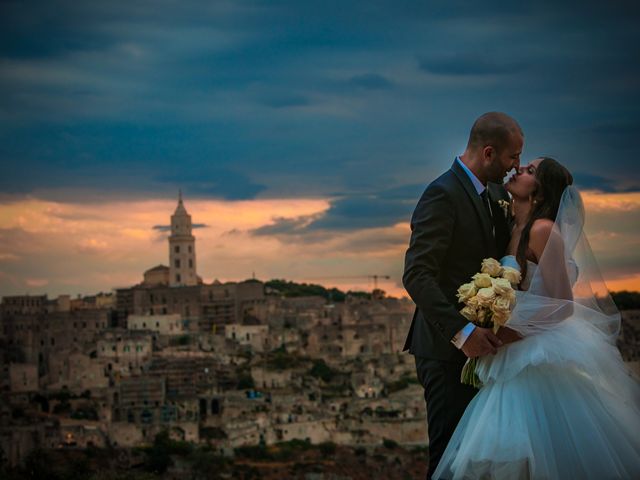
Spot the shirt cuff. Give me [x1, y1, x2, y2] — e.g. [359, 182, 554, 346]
[451, 322, 477, 349]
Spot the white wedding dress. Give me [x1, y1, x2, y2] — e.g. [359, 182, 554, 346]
[433, 254, 640, 479]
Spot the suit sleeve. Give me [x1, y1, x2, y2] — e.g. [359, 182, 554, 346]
[403, 184, 468, 342]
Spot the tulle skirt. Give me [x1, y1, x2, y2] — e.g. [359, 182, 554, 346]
[433, 316, 640, 479]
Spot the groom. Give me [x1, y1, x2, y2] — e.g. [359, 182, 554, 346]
[403, 112, 523, 479]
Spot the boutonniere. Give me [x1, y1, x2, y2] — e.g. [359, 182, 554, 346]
[497, 199, 510, 217]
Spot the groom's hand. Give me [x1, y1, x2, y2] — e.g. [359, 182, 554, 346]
[496, 326, 522, 345]
[461, 327, 502, 358]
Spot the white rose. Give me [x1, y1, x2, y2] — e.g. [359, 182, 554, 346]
[457, 282, 477, 303]
[481, 258, 503, 277]
[491, 310, 510, 331]
[476, 287, 496, 307]
[466, 295, 482, 309]
[501, 266, 522, 286]
[473, 273, 493, 288]
[491, 312, 509, 331]
[460, 305, 478, 322]
[505, 289, 517, 308]
[491, 277, 513, 296]
[491, 295, 512, 316]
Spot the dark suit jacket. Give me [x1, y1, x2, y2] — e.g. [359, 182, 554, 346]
[402, 160, 511, 362]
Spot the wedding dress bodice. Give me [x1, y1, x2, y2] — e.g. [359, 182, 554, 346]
[500, 254, 537, 292]
[500, 254, 578, 295]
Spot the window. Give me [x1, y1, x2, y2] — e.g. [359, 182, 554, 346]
[188, 246, 192, 253]
[175, 259, 180, 268]
[176, 274, 181, 283]
[174, 246, 180, 253]
[189, 259, 193, 268]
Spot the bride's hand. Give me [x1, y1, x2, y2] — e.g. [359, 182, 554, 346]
[496, 326, 522, 345]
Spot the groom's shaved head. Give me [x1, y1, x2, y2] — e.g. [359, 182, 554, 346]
[467, 112, 523, 152]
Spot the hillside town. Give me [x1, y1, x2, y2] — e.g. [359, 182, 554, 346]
[1, 194, 639, 479]
[0, 194, 426, 474]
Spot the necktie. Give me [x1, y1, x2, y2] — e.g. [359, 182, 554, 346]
[480, 189, 495, 236]
[480, 189, 492, 220]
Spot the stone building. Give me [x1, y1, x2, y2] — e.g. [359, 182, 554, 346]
[113, 194, 266, 334]
[225, 323, 269, 353]
[47, 349, 108, 392]
[127, 313, 185, 335]
[115, 376, 166, 423]
[1, 295, 50, 316]
[169, 190, 199, 287]
[251, 365, 292, 389]
[9, 363, 38, 393]
[143, 265, 170, 287]
[96, 329, 153, 377]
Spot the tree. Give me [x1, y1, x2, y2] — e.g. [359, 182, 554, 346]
[143, 430, 173, 474]
[309, 359, 337, 382]
[611, 291, 640, 310]
[237, 374, 255, 389]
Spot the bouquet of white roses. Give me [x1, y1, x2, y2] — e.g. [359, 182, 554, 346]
[458, 258, 521, 387]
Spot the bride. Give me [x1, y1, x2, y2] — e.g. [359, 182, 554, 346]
[433, 157, 640, 479]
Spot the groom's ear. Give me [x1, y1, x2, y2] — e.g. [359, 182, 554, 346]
[482, 145, 495, 162]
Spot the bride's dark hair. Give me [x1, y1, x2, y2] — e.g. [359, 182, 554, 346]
[516, 157, 574, 284]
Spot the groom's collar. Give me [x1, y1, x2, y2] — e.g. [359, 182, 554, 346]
[455, 156, 485, 195]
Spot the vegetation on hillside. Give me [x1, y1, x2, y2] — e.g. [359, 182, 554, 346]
[264, 279, 372, 301]
[611, 291, 640, 310]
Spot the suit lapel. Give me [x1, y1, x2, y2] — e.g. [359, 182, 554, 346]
[487, 183, 512, 257]
[451, 161, 496, 257]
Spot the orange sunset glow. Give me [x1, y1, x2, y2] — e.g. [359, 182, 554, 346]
[0, 189, 638, 299]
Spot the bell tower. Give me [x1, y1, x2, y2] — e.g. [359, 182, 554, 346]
[169, 190, 197, 287]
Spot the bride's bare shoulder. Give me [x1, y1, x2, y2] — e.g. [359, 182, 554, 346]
[531, 218, 554, 234]
[529, 219, 555, 261]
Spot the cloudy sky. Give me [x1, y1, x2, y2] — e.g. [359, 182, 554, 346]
[1, 0, 639, 298]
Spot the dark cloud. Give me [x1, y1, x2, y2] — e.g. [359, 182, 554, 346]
[348, 73, 393, 90]
[587, 123, 639, 150]
[418, 53, 525, 76]
[0, 0, 639, 232]
[154, 169, 267, 201]
[304, 195, 411, 231]
[572, 172, 639, 193]
[251, 215, 320, 236]
[260, 94, 311, 109]
[251, 183, 424, 240]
